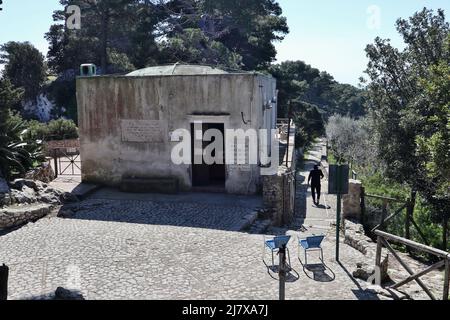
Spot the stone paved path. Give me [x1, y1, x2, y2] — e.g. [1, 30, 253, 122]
[0, 217, 379, 300]
[0, 139, 384, 300]
[299, 139, 336, 236]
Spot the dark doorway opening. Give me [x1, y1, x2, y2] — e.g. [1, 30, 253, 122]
[191, 123, 226, 188]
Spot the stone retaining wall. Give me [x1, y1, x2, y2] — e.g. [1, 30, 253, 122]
[45, 139, 80, 151]
[44, 139, 80, 158]
[0, 204, 54, 230]
[344, 219, 390, 283]
[263, 167, 296, 226]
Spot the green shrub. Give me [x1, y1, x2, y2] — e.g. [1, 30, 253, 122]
[360, 171, 447, 250]
[0, 112, 44, 180]
[26, 119, 78, 141]
[47, 119, 78, 140]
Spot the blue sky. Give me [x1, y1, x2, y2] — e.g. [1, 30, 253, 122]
[1, 0, 449, 85]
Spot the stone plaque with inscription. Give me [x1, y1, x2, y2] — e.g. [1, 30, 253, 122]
[121, 120, 167, 143]
[228, 164, 252, 173]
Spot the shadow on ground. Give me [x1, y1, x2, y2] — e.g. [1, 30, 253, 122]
[58, 188, 264, 233]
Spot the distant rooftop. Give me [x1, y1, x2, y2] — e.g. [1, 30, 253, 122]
[126, 64, 230, 77]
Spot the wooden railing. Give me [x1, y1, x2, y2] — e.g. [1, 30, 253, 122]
[361, 190, 430, 246]
[375, 230, 450, 300]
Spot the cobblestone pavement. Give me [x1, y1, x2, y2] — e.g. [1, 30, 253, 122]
[0, 215, 378, 300]
[61, 198, 257, 232]
[0, 140, 382, 300]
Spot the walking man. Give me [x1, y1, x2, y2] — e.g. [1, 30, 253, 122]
[308, 165, 325, 206]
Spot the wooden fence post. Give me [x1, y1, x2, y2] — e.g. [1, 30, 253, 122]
[360, 186, 366, 226]
[406, 192, 416, 241]
[53, 149, 59, 178]
[443, 217, 448, 252]
[444, 258, 449, 301]
[375, 236, 382, 272]
[405, 199, 411, 241]
[0, 264, 8, 301]
[380, 199, 388, 230]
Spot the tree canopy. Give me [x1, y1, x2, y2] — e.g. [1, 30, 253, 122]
[0, 42, 47, 101]
[270, 60, 366, 119]
[365, 8, 449, 248]
[45, 0, 288, 74]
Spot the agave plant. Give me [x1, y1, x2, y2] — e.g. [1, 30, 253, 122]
[0, 114, 44, 181]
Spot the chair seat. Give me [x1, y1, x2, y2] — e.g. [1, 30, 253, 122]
[265, 240, 276, 250]
[300, 239, 310, 249]
[266, 236, 291, 250]
[299, 235, 325, 250]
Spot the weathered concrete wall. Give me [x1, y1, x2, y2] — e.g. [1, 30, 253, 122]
[77, 74, 277, 195]
[262, 167, 296, 226]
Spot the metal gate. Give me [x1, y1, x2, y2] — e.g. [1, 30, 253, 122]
[48, 147, 82, 177]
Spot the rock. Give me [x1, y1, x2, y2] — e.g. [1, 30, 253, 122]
[44, 187, 59, 195]
[57, 209, 74, 218]
[6, 182, 67, 206]
[0, 178, 9, 194]
[10, 189, 33, 204]
[345, 219, 365, 234]
[353, 254, 389, 283]
[34, 181, 48, 192]
[353, 263, 376, 281]
[0, 178, 11, 207]
[54, 287, 85, 300]
[0, 189, 10, 209]
[60, 192, 79, 204]
[0, 193, 11, 208]
[366, 285, 409, 300]
[345, 219, 390, 283]
[25, 162, 55, 183]
[38, 194, 60, 205]
[22, 185, 36, 198]
[10, 179, 38, 192]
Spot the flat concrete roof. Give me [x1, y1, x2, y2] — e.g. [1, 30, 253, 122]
[77, 64, 274, 80]
[126, 64, 230, 77]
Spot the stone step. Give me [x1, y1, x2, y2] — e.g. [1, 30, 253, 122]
[248, 219, 272, 234]
[303, 218, 335, 223]
[120, 178, 179, 194]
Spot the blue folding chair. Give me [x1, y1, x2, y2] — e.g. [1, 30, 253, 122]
[298, 235, 325, 265]
[264, 235, 292, 268]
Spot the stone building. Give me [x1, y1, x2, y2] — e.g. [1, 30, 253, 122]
[76, 64, 279, 195]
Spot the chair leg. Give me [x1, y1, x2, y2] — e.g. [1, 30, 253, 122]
[271, 250, 275, 268]
[320, 248, 324, 262]
[286, 248, 292, 268]
[305, 250, 308, 265]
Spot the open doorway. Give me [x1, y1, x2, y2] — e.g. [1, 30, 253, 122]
[191, 123, 226, 188]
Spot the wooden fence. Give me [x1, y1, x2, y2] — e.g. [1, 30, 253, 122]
[360, 187, 450, 299]
[361, 189, 430, 246]
[375, 230, 450, 300]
